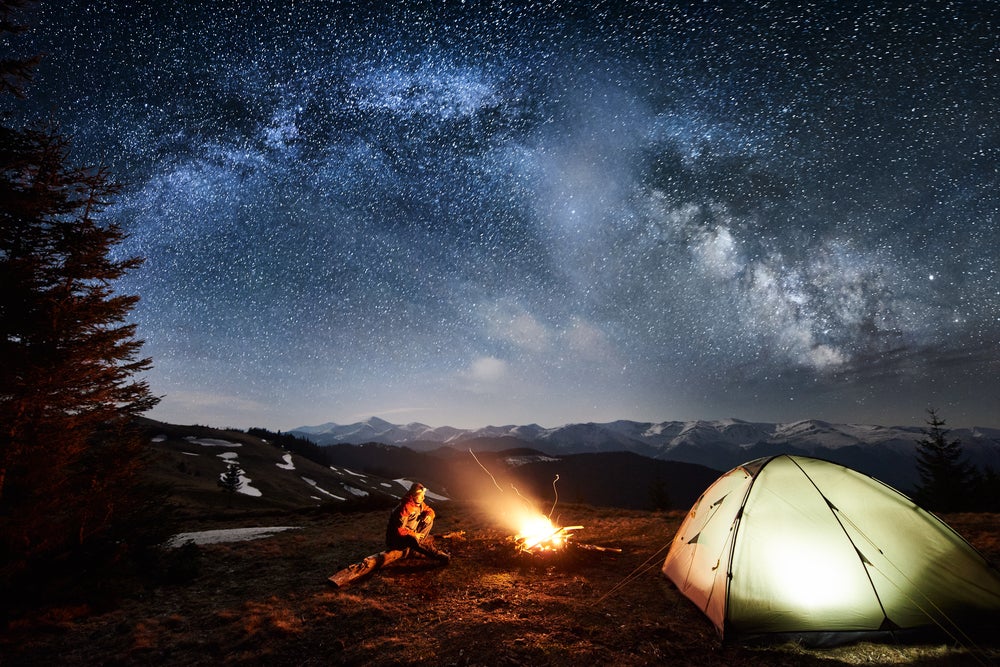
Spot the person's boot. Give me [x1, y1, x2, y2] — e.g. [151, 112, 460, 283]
[425, 543, 451, 564]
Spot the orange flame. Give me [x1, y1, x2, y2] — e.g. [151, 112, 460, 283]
[516, 515, 565, 551]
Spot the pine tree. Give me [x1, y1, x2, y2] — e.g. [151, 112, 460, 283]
[974, 467, 1000, 512]
[647, 473, 672, 511]
[218, 462, 244, 496]
[913, 408, 973, 512]
[0, 0, 159, 573]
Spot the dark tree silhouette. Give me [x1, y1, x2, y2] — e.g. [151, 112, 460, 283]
[247, 427, 330, 467]
[975, 467, 1000, 512]
[0, 1, 38, 99]
[0, 0, 158, 575]
[913, 408, 974, 512]
[647, 473, 672, 511]
[218, 462, 244, 502]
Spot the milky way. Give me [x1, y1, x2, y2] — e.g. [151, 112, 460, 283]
[14, 1, 999, 429]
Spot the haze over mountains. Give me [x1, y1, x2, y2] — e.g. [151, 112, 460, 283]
[292, 417, 1000, 492]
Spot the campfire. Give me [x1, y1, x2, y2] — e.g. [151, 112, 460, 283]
[512, 514, 584, 554]
[463, 456, 622, 563]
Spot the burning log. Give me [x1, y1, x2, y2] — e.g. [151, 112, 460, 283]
[514, 524, 583, 553]
[510, 514, 622, 560]
[507, 535, 623, 563]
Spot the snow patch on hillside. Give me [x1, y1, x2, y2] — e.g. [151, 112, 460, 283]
[166, 526, 299, 548]
[505, 455, 559, 467]
[187, 436, 242, 448]
[395, 478, 449, 501]
[302, 476, 344, 500]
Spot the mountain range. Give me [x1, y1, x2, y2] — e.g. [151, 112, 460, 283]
[292, 417, 1000, 492]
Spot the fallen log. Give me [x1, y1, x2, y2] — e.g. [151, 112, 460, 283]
[327, 548, 408, 588]
[570, 542, 623, 554]
[329, 532, 463, 588]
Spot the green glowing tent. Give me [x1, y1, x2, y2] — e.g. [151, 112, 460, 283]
[662, 454, 1000, 645]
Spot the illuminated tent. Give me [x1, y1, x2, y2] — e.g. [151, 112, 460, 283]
[662, 454, 1000, 645]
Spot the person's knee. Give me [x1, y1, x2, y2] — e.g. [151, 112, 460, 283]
[388, 534, 417, 550]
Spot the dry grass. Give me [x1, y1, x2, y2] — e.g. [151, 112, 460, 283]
[1, 505, 998, 666]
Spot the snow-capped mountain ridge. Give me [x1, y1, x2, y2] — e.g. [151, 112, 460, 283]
[291, 416, 1000, 493]
[291, 416, 995, 453]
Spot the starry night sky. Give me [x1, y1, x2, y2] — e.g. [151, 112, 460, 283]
[12, 1, 1000, 430]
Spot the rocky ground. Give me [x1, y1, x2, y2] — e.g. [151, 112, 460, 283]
[2, 504, 999, 666]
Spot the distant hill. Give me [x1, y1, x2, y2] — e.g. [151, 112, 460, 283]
[318, 443, 720, 511]
[291, 416, 1000, 492]
[138, 419, 405, 516]
[138, 418, 721, 514]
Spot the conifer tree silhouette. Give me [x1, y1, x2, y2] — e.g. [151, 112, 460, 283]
[913, 408, 973, 512]
[218, 462, 245, 499]
[0, 0, 158, 573]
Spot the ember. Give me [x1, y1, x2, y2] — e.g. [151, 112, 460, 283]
[513, 515, 584, 554]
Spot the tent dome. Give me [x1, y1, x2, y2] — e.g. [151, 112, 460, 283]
[662, 455, 1000, 645]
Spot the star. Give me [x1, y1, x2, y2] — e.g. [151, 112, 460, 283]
[13, 0, 999, 429]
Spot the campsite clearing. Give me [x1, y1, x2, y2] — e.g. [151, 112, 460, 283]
[2, 503, 999, 665]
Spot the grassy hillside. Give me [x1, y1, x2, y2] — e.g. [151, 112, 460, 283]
[139, 421, 721, 517]
[3, 421, 998, 665]
[138, 420, 404, 517]
[321, 443, 722, 511]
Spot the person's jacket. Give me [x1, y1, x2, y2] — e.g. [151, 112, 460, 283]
[386, 496, 434, 542]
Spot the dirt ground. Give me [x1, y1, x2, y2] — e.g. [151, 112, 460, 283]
[2, 504, 999, 666]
